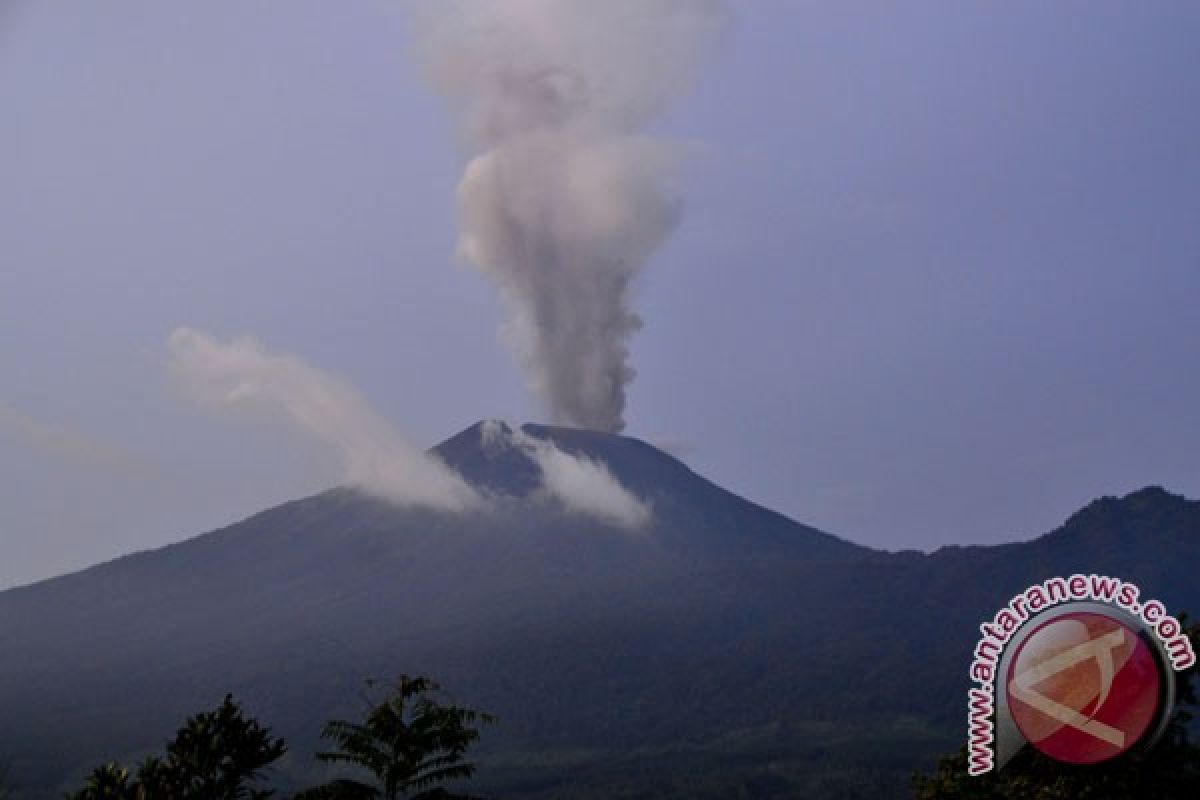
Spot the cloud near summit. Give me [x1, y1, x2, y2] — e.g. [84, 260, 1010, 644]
[167, 327, 482, 511]
[168, 329, 652, 528]
[483, 420, 652, 529]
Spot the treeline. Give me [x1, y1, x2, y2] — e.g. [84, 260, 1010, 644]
[3, 617, 1198, 799]
[61, 676, 492, 800]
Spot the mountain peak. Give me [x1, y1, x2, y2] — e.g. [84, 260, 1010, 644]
[1029, 486, 1198, 561]
[432, 419, 696, 499]
[1061, 485, 1190, 528]
[433, 420, 544, 496]
[430, 419, 859, 555]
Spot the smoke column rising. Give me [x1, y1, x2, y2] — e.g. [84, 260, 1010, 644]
[418, 0, 727, 432]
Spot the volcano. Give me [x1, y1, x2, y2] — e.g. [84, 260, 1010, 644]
[1, 421, 1197, 799]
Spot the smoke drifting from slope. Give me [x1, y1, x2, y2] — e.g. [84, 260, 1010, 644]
[168, 328, 482, 511]
[169, 329, 651, 526]
[481, 420, 651, 529]
[418, 0, 727, 432]
[0, 403, 150, 475]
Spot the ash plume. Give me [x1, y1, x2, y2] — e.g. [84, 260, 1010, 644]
[168, 327, 482, 511]
[168, 329, 650, 525]
[480, 420, 651, 529]
[0, 403, 149, 475]
[417, 0, 727, 432]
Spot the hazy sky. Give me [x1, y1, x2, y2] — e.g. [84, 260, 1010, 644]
[3, 1, 1198, 589]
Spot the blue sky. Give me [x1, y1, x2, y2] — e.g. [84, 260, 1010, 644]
[2, 1, 1198, 588]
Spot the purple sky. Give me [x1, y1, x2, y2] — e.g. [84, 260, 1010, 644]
[2, 1, 1198, 588]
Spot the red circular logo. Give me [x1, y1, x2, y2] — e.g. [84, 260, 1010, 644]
[1006, 611, 1162, 764]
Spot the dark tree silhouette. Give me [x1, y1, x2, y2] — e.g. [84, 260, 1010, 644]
[142, 694, 286, 799]
[289, 780, 380, 800]
[67, 694, 286, 800]
[913, 616, 1200, 799]
[66, 763, 134, 800]
[296, 676, 494, 800]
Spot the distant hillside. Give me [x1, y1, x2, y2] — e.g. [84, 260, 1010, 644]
[0, 422, 1196, 799]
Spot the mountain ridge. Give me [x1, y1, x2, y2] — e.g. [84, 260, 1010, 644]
[9, 423, 1191, 597]
[0, 421, 1196, 799]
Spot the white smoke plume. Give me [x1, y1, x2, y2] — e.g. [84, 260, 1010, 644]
[168, 329, 648, 526]
[481, 419, 651, 529]
[0, 403, 150, 475]
[167, 327, 482, 511]
[417, 0, 728, 432]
